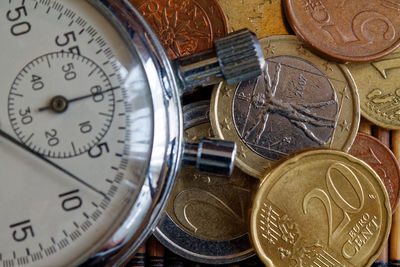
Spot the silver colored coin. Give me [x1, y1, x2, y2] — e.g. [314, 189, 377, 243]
[154, 100, 258, 264]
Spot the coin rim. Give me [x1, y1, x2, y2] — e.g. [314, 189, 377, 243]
[250, 149, 392, 266]
[283, 0, 400, 63]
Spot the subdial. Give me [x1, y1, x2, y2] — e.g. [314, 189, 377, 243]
[8, 51, 116, 158]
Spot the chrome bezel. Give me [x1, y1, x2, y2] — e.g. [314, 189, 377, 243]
[80, 0, 183, 265]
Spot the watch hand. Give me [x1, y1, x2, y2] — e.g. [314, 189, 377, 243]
[38, 86, 120, 113]
[0, 128, 109, 200]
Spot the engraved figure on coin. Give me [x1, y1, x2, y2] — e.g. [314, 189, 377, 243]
[233, 57, 338, 161]
[243, 62, 282, 144]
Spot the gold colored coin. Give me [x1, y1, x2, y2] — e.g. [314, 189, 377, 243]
[347, 48, 400, 130]
[251, 149, 391, 267]
[217, 0, 290, 37]
[210, 35, 360, 178]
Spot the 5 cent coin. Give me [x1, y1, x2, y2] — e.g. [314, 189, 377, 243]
[349, 132, 400, 213]
[284, 0, 400, 62]
[251, 149, 391, 266]
[130, 0, 228, 59]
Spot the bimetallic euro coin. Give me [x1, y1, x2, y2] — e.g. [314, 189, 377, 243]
[347, 48, 400, 130]
[211, 35, 360, 178]
[154, 101, 258, 264]
[251, 149, 391, 267]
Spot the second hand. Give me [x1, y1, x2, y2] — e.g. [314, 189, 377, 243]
[0, 128, 109, 200]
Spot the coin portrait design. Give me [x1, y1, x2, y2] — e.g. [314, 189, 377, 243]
[130, 0, 228, 59]
[251, 150, 391, 267]
[233, 56, 338, 161]
[211, 35, 360, 178]
[284, 0, 400, 62]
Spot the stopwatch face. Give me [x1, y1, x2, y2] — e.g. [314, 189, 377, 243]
[0, 0, 170, 266]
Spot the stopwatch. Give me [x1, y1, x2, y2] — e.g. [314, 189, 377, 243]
[0, 0, 263, 266]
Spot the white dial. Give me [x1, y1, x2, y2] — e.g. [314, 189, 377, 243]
[9, 52, 116, 158]
[0, 0, 154, 266]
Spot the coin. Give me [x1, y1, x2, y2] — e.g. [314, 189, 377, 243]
[154, 101, 259, 264]
[210, 35, 360, 178]
[217, 0, 291, 37]
[129, 0, 228, 59]
[346, 47, 400, 129]
[349, 133, 400, 213]
[251, 149, 391, 267]
[284, 0, 400, 62]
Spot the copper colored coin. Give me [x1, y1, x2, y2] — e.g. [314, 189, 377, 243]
[284, 0, 400, 62]
[349, 132, 400, 213]
[130, 0, 228, 59]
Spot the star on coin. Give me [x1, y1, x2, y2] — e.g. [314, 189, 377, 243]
[297, 45, 309, 56]
[185, 131, 198, 142]
[263, 41, 276, 56]
[339, 120, 351, 132]
[221, 86, 232, 98]
[338, 85, 350, 101]
[237, 145, 247, 159]
[193, 173, 211, 184]
[220, 118, 231, 131]
[323, 61, 334, 72]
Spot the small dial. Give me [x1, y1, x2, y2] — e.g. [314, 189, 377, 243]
[8, 51, 116, 158]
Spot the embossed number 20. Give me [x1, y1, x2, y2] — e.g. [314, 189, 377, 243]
[303, 163, 365, 245]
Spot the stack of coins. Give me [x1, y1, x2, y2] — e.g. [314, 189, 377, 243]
[125, 0, 400, 266]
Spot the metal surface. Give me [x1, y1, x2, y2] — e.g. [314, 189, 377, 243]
[284, 0, 400, 62]
[211, 35, 360, 178]
[349, 133, 400, 213]
[347, 47, 400, 130]
[175, 29, 265, 91]
[251, 149, 391, 267]
[154, 101, 258, 264]
[183, 138, 236, 176]
[81, 1, 183, 266]
[129, 0, 229, 59]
